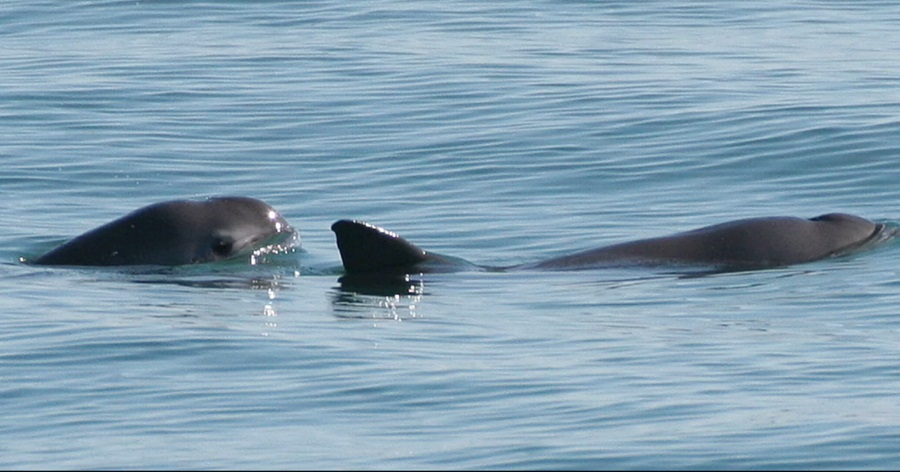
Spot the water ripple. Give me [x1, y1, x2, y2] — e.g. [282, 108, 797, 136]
[3, 0, 900, 469]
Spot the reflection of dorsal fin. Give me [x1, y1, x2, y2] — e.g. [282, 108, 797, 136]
[331, 220, 430, 274]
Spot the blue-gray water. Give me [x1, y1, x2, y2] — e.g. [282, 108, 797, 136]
[3, 1, 900, 469]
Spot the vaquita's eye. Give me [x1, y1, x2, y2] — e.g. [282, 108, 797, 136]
[212, 239, 233, 257]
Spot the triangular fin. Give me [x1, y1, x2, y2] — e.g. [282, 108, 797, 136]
[331, 220, 430, 274]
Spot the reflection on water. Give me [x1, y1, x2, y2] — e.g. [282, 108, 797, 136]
[131, 274, 292, 291]
[331, 273, 425, 320]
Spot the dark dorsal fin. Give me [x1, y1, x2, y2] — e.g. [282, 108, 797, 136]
[331, 220, 430, 274]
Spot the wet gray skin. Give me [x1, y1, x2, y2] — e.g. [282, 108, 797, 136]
[331, 213, 885, 275]
[33, 197, 296, 266]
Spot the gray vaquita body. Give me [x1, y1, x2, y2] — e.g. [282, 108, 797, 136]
[33, 197, 296, 266]
[331, 213, 886, 275]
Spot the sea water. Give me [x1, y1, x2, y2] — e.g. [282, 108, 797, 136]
[2, 1, 900, 469]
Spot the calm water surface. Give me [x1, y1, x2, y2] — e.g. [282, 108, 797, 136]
[2, 1, 900, 469]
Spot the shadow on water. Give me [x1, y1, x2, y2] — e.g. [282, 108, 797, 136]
[330, 273, 426, 320]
